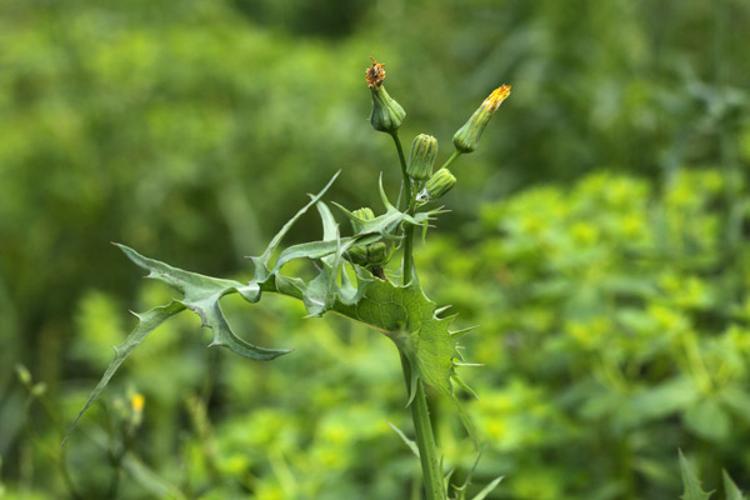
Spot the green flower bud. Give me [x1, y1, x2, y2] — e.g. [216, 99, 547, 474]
[351, 206, 375, 233]
[346, 245, 369, 266]
[346, 241, 387, 267]
[365, 242, 387, 265]
[420, 168, 456, 201]
[366, 60, 406, 133]
[407, 134, 438, 180]
[453, 84, 511, 153]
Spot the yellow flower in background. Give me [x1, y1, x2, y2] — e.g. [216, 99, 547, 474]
[130, 392, 145, 414]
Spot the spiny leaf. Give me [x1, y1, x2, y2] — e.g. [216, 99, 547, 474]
[117, 243, 262, 303]
[260, 171, 340, 263]
[451, 448, 483, 500]
[250, 171, 340, 280]
[316, 201, 339, 246]
[723, 470, 746, 500]
[471, 476, 504, 500]
[336, 280, 460, 398]
[332, 200, 439, 241]
[451, 373, 479, 400]
[117, 244, 290, 360]
[65, 301, 185, 441]
[679, 450, 713, 500]
[273, 233, 380, 272]
[388, 422, 420, 458]
[450, 325, 479, 339]
[378, 172, 396, 211]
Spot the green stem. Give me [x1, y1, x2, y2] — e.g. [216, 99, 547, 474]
[391, 132, 412, 212]
[400, 356, 447, 500]
[439, 150, 461, 171]
[392, 131, 446, 500]
[391, 132, 416, 283]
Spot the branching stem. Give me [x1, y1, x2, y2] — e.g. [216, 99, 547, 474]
[391, 131, 446, 500]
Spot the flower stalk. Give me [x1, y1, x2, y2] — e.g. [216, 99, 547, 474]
[395, 127, 447, 498]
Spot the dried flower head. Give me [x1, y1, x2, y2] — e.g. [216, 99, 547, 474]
[366, 58, 405, 132]
[365, 59, 386, 88]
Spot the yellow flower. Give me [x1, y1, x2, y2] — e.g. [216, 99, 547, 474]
[131, 392, 145, 414]
[483, 84, 512, 112]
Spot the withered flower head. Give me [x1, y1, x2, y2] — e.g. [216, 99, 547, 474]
[366, 58, 405, 133]
[365, 58, 386, 88]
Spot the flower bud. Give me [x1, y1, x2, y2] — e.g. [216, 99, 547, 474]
[346, 245, 368, 266]
[366, 60, 406, 133]
[407, 134, 438, 180]
[421, 168, 456, 201]
[351, 207, 375, 233]
[453, 84, 511, 153]
[346, 241, 387, 267]
[365, 242, 387, 265]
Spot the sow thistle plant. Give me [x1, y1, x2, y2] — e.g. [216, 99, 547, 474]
[70, 60, 511, 499]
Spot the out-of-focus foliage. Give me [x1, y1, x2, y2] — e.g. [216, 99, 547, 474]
[2, 0, 750, 498]
[420, 168, 750, 498]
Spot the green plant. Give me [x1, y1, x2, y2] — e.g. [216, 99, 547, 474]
[68, 60, 511, 499]
[679, 450, 745, 500]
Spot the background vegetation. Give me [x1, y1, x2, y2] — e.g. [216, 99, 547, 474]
[2, 0, 750, 498]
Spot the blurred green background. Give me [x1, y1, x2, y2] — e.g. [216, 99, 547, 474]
[2, 0, 750, 498]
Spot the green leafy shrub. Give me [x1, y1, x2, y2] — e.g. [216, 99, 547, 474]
[417, 168, 750, 498]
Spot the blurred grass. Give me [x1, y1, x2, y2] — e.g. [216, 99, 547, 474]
[1, 0, 750, 498]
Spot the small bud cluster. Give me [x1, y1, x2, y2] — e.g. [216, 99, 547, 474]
[361, 60, 510, 267]
[365, 58, 510, 182]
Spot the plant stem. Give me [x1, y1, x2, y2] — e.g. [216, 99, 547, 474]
[439, 150, 461, 171]
[391, 132, 411, 212]
[392, 131, 446, 500]
[391, 132, 416, 283]
[400, 355, 447, 500]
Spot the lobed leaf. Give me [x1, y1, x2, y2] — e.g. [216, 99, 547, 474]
[470, 476, 504, 500]
[723, 471, 746, 500]
[336, 279, 461, 398]
[66, 301, 185, 440]
[117, 244, 290, 360]
[679, 450, 713, 500]
[250, 171, 340, 281]
[388, 422, 420, 458]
